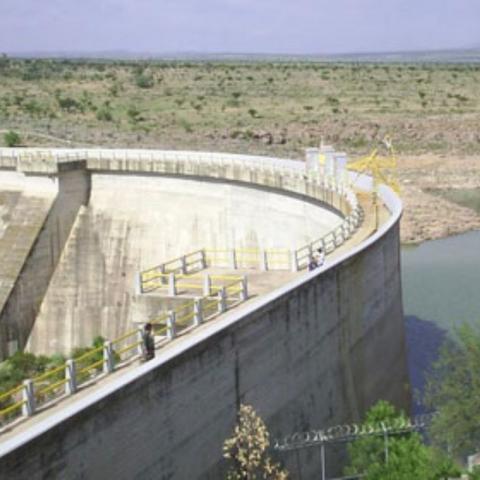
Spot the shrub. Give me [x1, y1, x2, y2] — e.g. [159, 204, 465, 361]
[134, 73, 154, 89]
[96, 102, 113, 121]
[4, 130, 21, 147]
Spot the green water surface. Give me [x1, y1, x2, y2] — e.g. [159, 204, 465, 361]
[401, 229, 480, 333]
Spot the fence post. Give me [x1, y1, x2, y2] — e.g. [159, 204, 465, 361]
[136, 273, 143, 295]
[203, 274, 211, 296]
[65, 359, 77, 395]
[217, 287, 226, 314]
[230, 250, 237, 269]
[167, 311, 176, 340]
[321, 238, 326, 253]
[181, 255, 187, 274]
[22, 379, 35, 417]
[168, 273, 177, 296]
[241, 276, 248, 301]
[260, 250, 268, 271]
[103, 341, 114, 374]
[193, 297, 203, 326]
[137, 327, 145, 356]
[290, 250, 299, 272]
[200, 250, 207, 269]
[160, 264, 167, 284]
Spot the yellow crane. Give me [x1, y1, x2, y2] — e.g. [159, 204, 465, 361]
[347, 136, 400, 231]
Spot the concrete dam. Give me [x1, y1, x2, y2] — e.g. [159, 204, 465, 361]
[0, 148, 409, 478]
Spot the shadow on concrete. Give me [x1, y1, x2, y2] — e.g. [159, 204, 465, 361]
[404, 315, 449, 415]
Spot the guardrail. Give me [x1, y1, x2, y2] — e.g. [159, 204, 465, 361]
[0, 147, 365, 433]
[0, 275, 248, 431]
[292, 180, 363, 270]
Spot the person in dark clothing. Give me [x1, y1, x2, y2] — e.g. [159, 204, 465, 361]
[316, 247, 325, 266]
[144, 322, 155, 361]
[308, 257, 318, 271]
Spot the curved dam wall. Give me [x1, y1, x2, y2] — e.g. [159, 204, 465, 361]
[0, 150, 408, 479]
[0, 150, 345, 357]
[27, 173, 341, 355]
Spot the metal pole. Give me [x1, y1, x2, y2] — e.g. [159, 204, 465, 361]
[384, 431, 389, 465]
[321, 443, 326, 480]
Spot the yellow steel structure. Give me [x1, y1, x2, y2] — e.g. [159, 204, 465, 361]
[347, 136, 399, 230]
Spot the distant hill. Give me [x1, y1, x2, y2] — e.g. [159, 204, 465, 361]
[6, 48, 480, 63]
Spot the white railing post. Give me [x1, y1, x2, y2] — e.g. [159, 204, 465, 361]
[241, 276, 248, 301]
[103, 341, 114, 374]
[181, 255, 187, 274]
[230, 250, 237, 269]
[200, 250, 207, 269]
[22, 379, 35, 417]
[160, 264, 167, 284]
[65, 359, 77, 395]
[260, 250, 268, 271]
[137, 327, 145, 356]
[167, 311, 176, 340]
[290, 250, 299, 272]
[193, 297, 203, 326]
[136, 273, 143, 295]
[217, 287, 227, 314]
[168, 273, 177, 296]
[203, 274, 211, 296]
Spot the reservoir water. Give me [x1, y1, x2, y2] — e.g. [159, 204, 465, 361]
[402, 230, 480, 332]
[401, 229, 480, 413]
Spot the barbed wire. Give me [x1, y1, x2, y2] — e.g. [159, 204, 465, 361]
[274, 413, 434, 451]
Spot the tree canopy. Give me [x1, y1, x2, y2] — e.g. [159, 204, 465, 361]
[424, 323, 480, 461]
[344, 400, 459, 480]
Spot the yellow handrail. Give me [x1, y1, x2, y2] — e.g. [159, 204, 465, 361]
[74, 346, 104, 364]
[112, 329, 137, 345]
[0, 399, 26, 417]
[37, 378, 68, 397]
[32, 364, 65, 384]
[0, 383, 24, 403]
[77, 359, 104, 376]
[116, 341, 142, 356]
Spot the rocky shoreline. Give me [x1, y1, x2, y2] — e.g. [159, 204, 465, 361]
[397, 154, 480, 244]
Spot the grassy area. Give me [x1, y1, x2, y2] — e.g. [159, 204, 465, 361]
[426, 188, 480, 214]
[1, 57, 480, 156]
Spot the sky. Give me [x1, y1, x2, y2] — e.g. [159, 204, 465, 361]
[0, 0, 479, 55]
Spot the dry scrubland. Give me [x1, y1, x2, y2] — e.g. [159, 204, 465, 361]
[0, 57, 479, 243]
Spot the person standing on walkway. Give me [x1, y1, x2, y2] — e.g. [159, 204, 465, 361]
[143, 322, 155, 361]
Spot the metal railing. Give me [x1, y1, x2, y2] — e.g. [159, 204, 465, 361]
[0, 147, 365, 432]
[0, 275, 249, 432]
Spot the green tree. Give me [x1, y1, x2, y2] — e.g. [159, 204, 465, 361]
[223, 404, 288, 480]
[4, 130, 21, 147]
[424, 323, 480, 460]
[96, 102, 113, 122]
[134, 73, 154, 89]
[345, 401, 459, 480]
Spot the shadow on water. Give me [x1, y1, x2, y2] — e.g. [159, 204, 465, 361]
[404, 315, 449, 415]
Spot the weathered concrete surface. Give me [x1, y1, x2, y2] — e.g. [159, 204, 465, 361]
[27, 174, 342, 355]
[0, 218, 408, 479]
[0, 149, 408, 479]
[0, 167, 89, 358]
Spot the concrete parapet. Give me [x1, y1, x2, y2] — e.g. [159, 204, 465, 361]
[0, 180, 408, 479]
